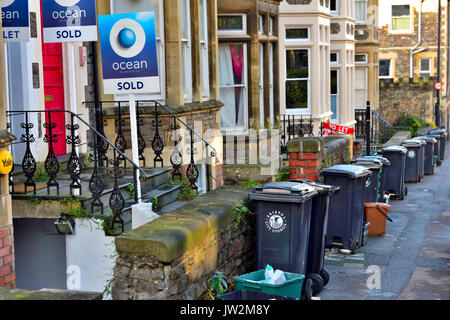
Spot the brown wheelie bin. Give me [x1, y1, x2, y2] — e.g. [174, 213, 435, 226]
[364, 203, 392, 236]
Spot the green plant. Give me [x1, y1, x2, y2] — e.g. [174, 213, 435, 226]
[240, 179, 259, 188]
[275, 166, 290, 182]
[29, 197, 42, 205]
[232, 202, 253, 230]
[207, 270, 229, 300]
[151, 197, 159, 212]
[343, 151, 351, 164]
[394, 115, 428, 137]
[34, 166, 49, 183]
[170, 178, 198, 201]
[322, 151, 330, 169]
[126, 183, 135, 200]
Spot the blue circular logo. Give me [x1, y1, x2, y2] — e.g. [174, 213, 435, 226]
[118, 28, 136, 49]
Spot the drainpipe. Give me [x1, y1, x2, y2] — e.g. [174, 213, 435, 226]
[410, 0, 427, 78]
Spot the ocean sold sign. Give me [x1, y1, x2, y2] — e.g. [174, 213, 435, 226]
[42, 0, 97, 43]
[2, 0, 30, 42]
[98, 12, 160, 94]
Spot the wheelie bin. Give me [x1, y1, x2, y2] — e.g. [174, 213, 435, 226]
[401, 139, 423, 183]
[426, 134, 442, 166]
[321, 165, 372, 253]
[356, 156, 391, 201]
[428, 127, 447, 161]
[351, 159, 383, 203]
[412, 136, 437, 175]
[249, 182, 318, 299]
[379, 146, 407, 199]
[290, 179, 340, 295]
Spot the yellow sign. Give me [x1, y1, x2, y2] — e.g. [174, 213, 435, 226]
[0, 149, 13, 175]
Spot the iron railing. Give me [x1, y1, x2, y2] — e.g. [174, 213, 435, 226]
[280, 115, 315, 152]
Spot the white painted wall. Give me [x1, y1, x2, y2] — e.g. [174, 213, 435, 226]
[65, 219, 117, 299]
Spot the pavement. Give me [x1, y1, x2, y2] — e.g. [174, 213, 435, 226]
[318, 141, 450, 300]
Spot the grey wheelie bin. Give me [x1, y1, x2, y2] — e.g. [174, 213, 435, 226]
[321, 165, 372, 253]
[428, 127, 447, 161]
[356, 156, 391, 201]
[249, 182, 318, 300]
[351, 159, 383, 203]
[426, 134, 442, 166]
[290, 179, 340, 295]
[401, 139, 423, 183]
[379, 146, 407, 199]
[412, 136, 437, 175]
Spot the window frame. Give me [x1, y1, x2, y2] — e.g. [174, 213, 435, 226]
[285, 48, 311, 115]
[330, 0, 339, 16]
[330, 51, 339, 64]
[379, 59, 393, 79]
[218, 43, 249, 132]
[330, 68, 339, 123]
[355, 53, 368, 64]
[391, 4, 412, 34]
[218, 14, 247, 36]
[285, 27, 310, 41]
[355, 0, 368, 24]
[110, 0, 166, 102]
[355, 68, 368, 109]
[419, 57, 431, 78]
[199, 0, 209, 99]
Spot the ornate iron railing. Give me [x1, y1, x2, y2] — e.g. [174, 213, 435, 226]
[280, 114, 315, 153]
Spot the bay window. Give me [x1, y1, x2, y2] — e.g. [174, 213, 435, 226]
[285, 49, 310, 113]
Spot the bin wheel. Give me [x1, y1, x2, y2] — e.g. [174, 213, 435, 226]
[320, 269, 330, 286]
[405, 187, 408, 196]
[308, 273, 324, 295]
[302, 278, 313, 300]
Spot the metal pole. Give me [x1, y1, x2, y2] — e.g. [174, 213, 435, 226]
[436, 0, 442, 126]
[128, 94, 142, 203]
[366, 101, 371, 156]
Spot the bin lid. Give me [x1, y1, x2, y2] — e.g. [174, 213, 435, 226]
[352, 159, 382, 170]
[412, 136, 437, 143]
[253, 182, 317, 195]
[321, 164, 372, 179]
[402, 139, 423, 147]
[290, 179, 341, 194]
[250, 182, 318, 203]
[356, 156, 391, 166]
[428, 128, 448, 137]
[382, 146, 407, 154]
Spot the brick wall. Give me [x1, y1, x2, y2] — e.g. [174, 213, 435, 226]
[0, 225, 15, 288]
[289, 152, 322, 182]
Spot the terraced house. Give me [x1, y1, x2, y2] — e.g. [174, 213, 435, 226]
[378, 0, 450, 129]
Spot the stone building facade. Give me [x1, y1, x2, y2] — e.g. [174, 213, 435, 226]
[378, 0, 449, 127]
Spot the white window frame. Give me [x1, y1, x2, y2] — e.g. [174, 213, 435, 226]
[218, 14, 247, 36]
[285, 48, 311, 115]
[330, 51, 339, 64]
[419, 57, 431, 78]
[390, 4, 412, 34]
[355, 68, 368, 109]
[355, 0, 367, 24]
[379, 59, 393, 79]
[330, 69, 339, 123]
[219, 43, 249, 132]
[181, 0, 193, 103]
[285, 27, 310, 41]
[258, 15, 264, 35]
[269, 16, 274, 36]
[330, 0, 339, 16]
[110, 0, 166, 102]
[199, 0, 209, 99]
[355, 53, 368, 64]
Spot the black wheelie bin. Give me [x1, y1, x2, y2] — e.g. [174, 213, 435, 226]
[401, 139, 423, 183]
[356, 156, 391, 202]
[428, 127, 447, 161]
[379, 146, 407, 199]
[412, 136, 437, 175]
[290, 179, 340, 295]
[321, 165, 372, 253]
[249, 182, 318, 300]
[351, 159, 383, 203]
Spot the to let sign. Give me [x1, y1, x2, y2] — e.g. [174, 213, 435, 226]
[322, 122, 355, 136]
[42, 0, 97, 43]
[2, 0, 30, 42]
[98, 12, 160, 95]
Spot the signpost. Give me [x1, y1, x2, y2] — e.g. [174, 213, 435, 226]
[98, 12, 160, 202]
[434, 82, 442, 91]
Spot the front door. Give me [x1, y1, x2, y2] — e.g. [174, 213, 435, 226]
[41, 1, 66, 155]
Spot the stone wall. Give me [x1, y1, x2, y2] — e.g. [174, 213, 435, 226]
[379, 77, 436, 125]
[287, 135, 352, 182]
[111, 186, 254, 300]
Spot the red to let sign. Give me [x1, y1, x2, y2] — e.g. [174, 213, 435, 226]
[434, 82, 442, 90]
[322, 122, 355, 136]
